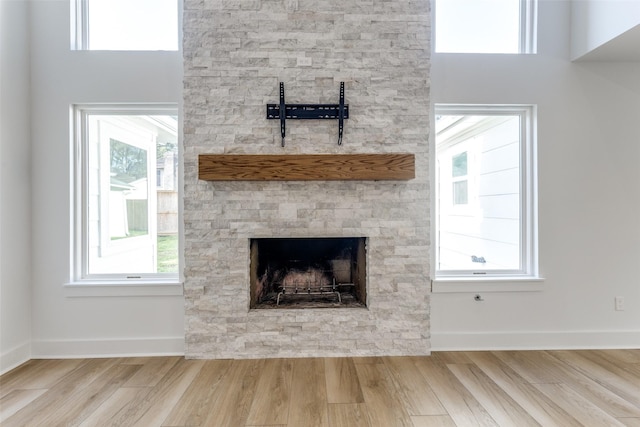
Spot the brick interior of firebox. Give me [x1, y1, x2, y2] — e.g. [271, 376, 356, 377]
[250, 237, 367, 309]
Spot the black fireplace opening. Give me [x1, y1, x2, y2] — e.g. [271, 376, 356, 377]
[250, 237, 367, 309]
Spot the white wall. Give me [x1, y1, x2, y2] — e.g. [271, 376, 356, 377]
[571, 0, 640, 60]
[430, 0, 640, 349]
[0, 0, 33, 373]
[29, 0, 184, 358]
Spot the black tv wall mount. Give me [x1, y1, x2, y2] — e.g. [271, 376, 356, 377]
[266, 82, 349, 147]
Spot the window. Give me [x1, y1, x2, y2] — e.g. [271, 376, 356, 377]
[434, 0, 536, 54]
[72, 0, 179, 51]
[435, 105, 537, 280]
[451, 152, 469, 205]
[73, 105, 179, 281]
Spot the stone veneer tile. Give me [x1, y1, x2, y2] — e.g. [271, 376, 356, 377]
[183, 0, 431, 359]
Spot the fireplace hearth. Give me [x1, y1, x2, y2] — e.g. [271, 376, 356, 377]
[250, 237, 367, 309]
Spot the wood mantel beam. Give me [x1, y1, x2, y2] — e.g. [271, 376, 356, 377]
[198, 154, 415, 181]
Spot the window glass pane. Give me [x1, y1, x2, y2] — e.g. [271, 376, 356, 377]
[435, 0, 521, 53]
[436, 113, 521, 272]
[452, 152, 467, 177]
[453, 180, 468, 205]
[87, 0, 178, 51]
[85, 114, 178, 275]
[109, 138, 149, 239]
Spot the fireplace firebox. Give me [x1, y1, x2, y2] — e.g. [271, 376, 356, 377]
[250, 237, 367, 309]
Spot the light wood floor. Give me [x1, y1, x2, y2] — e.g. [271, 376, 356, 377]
[1, 350, 640, 426]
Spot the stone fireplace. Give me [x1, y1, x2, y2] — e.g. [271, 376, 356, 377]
[183, 0, 431, 358]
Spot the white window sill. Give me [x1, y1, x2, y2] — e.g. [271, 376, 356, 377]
[64, 280, 184, 297]
[431, 277, 544, 293]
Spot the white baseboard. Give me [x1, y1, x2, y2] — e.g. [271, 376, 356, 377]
[15, 332, 640, 361]
[431, 330, 640, 351]
[31, 337, 184, 359]
[1, 341, 31, 375]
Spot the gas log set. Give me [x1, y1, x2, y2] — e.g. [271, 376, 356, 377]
[250, 237, 367, 309]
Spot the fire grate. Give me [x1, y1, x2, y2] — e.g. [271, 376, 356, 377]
[274, 267, 358, 305]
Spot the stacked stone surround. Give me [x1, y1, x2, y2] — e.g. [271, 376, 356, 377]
[183, 0, 431, 358]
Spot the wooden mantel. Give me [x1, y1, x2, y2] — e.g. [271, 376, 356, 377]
[198, 154, 415, 181]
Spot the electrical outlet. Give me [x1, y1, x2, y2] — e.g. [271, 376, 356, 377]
[615, 296, 625, 311]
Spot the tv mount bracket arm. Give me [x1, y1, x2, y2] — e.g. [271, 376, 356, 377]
[266, 82, 349, 147]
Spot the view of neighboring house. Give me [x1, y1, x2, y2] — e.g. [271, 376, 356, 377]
[436, 113, 523, 272]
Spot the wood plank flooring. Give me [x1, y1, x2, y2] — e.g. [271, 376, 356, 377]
[1, 350, 639, 426]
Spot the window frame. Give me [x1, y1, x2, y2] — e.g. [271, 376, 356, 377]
[70, 0, 87, 50]
[433, 0, 537, 54]
[521, 0, 538, 54]
[71, 104, 180, 286]
[432, 104, 540, 291]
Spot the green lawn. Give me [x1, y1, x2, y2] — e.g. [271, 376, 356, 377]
[157, 234, 178, 273]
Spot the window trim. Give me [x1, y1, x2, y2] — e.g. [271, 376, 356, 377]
[71, 104, 180, 286]
[70, 0, 87, 50]
[431, 277, 544, 293]
[433, 104, 539, 284]
[521, 0, 538, 54]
